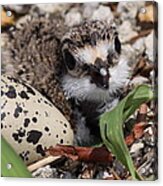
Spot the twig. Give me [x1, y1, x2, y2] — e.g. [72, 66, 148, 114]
[47, 145, 113, 163]
[110, 168, 121, 180]
[128, 29, 152, 44]
[27, 155, 61, 172]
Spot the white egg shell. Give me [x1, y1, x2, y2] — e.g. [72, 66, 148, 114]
[1, 75, 74, 165]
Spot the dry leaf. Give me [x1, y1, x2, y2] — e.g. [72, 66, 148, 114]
[47, 145, 113, 163]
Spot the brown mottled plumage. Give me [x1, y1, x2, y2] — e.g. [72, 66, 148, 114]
[3, 15, 74, 125]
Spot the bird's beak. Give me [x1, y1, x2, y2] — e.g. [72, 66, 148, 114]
[90, 66, 110, 89]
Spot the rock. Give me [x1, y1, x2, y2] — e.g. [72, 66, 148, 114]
[65, 10, 82, 27]
[95, 170, 104, 179]
[118, 20, 138, 43]
[113, 160, 126, 177]
[129, 76, 149, 87]
[130, 142, 144, 154]
[32, 165, 57, 178]
[36, 4, 69, 13]
[133, 38, 145, 55]
[145, 31, 157, 62]
[139, 167, 146, 174]
[117, 1, 145, 20]
[62, 172, 74, 179]
[82, 3, 99, 19]
[1, 33, 9, 48]
[103, 171, 112, 179]
[91, 5, 114, 24]
[3, 5, 31, 14]
[1, 33, 12, 75]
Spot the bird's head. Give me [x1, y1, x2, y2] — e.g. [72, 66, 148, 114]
[61, 20, 130, 103]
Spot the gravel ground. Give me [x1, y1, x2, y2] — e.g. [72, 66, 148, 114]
[1, 1, 158, 180]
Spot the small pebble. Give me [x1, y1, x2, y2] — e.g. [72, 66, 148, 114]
[91, 5, 114, 23]
[65, 11, 82, 27]
[130, 142, 144, 154]
[129, 76, 149, 87]
[117, 2, 145, 20]
[36, 4, 69, 13]
[83, 3, 99, 19]
[118, 21, 138, 43]
[145, 31, 157, 63]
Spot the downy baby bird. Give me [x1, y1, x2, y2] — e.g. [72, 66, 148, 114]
[4, 16, 130, 145]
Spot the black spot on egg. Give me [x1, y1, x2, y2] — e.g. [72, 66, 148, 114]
[56, 134, 59, 138]
[14, 104, 23, 118]
[1, 90, 4, 97]
[44, 100, 49, 105]
[63, 130, 67, 134]
[44, 127, 49, 132]
[64, 123, 68, 128]
[32, 117, 37, 123]
[36, 144, 45, 156]
[1, 79, 6, 84]
[19, 153, 25, 161]
[7, 76, 19, 84]
[23, 118, 30, 127]
[60, 139, 64, 144]
[18, 91, 30, 100]
[5, 85, 17, 99]
[12, 128, 26, 144]
[27, 130, 42, 145]
[1, 123, 4, 129]
[23, 110, 29, 116]
[48, 103, 53, 107]
[1, 112, 6, 121]
[19, 151, 30, 161]
[1, 100, 7, 109]
[45, 111, 48, 117]
[22, 83, 36, 96]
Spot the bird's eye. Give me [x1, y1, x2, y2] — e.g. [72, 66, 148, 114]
[63, 49, 76, 71]
[114, 36, 121, 54]
[82, 63, 90, 72]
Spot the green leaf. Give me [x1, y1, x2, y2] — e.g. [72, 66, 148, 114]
[1, 136, 32, 177]
[99, 85, 154, 180]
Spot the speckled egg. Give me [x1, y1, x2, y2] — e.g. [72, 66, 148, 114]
[1, 75, 74, 165]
